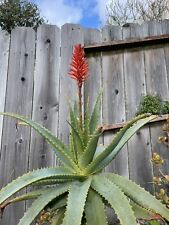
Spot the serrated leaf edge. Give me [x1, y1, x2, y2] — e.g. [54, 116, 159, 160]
[91, 175, 139, 225]
[61, 178, 92, 225]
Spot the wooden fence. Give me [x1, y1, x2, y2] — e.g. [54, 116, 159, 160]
[0, 20, 169, 224]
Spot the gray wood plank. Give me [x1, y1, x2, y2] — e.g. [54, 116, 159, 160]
[101, 25, 126, 225]
[0, 30, 10, 147]
[161, 19, 169, 34]
[145, 24, 168, 98]
[162, 20, 169, 101]
[101, 25, 128, 179]
[58, 24, 84, 145]
[123, 23, 154, 192]
[83, 28, 102, 117]
[145, 21, 169, 179]
[28, 25, 61, 171]
[160, 20, 169, 175]
[148, 21, 163, 36]
[0, 27, 35, 225]
[102, 25, 122, 42]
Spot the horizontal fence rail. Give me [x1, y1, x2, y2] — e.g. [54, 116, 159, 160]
[84, 33, 169, 52]
[0, 20, 169, 224]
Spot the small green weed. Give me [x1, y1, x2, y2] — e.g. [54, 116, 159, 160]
[136, 95, 169, 116]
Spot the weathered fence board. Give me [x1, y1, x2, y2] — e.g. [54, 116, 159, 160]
[0, 27, 35, 225]
[29, 25, 61, 171]
[123, 23, 154, 192]
[101, 26, 126, 225]
[0, 22, 169, 224]
[161, 20, 169, 174]
[162, 21, 169, 90]
[145, 22, 169, 178]
[0, 30, 10, 147]
[83, 28, 102, 120]
[101, 26, 128, 178]
[102, 25, 122, 42]
[58, 24, 84, 145]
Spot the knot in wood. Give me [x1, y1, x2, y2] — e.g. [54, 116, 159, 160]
[115, 89, 119, 95]
[46, 39, 51, 43]
[21, 77, 25, 82]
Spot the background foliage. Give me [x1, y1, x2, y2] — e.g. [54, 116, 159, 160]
[0, 0, 44, 33]
[106, 0, 169, 26]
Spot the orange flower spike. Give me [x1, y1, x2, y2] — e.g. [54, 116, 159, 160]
[68, 44, 89, 129]
[68, 44, 89, 87]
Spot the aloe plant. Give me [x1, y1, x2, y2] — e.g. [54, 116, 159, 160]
[0, 44, 169, 225]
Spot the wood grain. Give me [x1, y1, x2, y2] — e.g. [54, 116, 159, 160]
[0, 30, 10, 148]
[145, 21, 169, 177]
[0, 27, 35, 225]
[29, 25, 61, 171]
[58, 24, 84, 145]
[101, 25, 128, 179]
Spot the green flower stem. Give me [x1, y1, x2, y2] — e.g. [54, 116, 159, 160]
[78, 84, 83, 130]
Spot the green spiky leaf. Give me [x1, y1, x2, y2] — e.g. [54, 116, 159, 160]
[69, 105, 84, 156]
[85, 189, 107, 225]
[49, 195, 67, 211]
[0, 189, 47, 210]
[0, 167, 80, 205]
[86, 114, 156, 174]
[62, 178, 92, 225]
[68, 120, 84, 156]
[130, 201, 156, 220]
[80, 127, 102, 167]
[1, 112, 79, 171]
[89, 91, 102, 134]
[18, 184, 69, 225]
[83, 97, 90, 146]
[32, 178, 67, 186]
[105, 173, 169, 221]
[92, 175, 138, 225]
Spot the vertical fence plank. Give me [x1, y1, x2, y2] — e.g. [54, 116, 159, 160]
[162, 20, 169, 93]
[101, 25, 128, 178]
[0, 27, 35, 225]
[83, 28, 102, 117]
[145, 21, 169, 176]
[101, 25, 127, 225]
[83, 28, 103, 165]
[0, 30, 10, 147]
[102, 25, 122, 42]
[58, 24, 84, 145]
[123, 23, 154, 192]
[145, 21, 168, 98]
[29, 25, 61, 171]
[161, 20, 169, 174]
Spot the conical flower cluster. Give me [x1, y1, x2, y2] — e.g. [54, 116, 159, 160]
[68, 44, 89, 88]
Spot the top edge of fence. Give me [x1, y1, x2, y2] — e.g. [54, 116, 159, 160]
[3, 19, 169, 41]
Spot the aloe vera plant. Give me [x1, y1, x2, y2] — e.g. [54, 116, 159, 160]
[0, 44, 169, 225]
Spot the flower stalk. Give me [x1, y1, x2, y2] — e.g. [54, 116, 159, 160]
[68, 44, 89, 129]
[78, 83, 83, 129]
